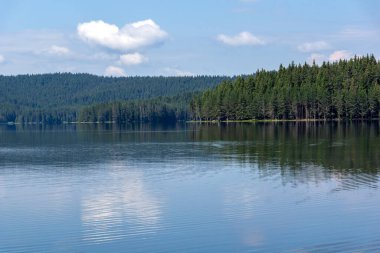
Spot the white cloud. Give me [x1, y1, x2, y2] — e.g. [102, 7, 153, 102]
[0, 31, 67, 54]
[307, 53, 326, 65]
[34, 45, 71, 58]
[119, 53, 147, 66]
[77, 19, 168, 52]
[47, 45, 70, 56]
[163, 67, 194, 76]
[217, 32, 265, 46]
[298, 41, 330, 52]
[0, 30, 126, 75]
[306, 50, 354, 65]
[328, 50, 353, 62]
[104, 66, 126, 77]
[0, 54, 4, 63]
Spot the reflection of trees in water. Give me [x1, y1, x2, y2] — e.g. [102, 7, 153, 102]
[191, 122, 380, 189]
[1, 121, 379, 189]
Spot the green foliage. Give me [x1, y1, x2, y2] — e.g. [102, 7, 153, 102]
[0, 73, 227, 123]
[78, 93, 194, 123]
[2, 55, 379, 124]
[191, 55, 380, 121]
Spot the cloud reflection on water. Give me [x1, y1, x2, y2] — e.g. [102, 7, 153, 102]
[81, 164, 162, 243]
[0, 176, 5, 199]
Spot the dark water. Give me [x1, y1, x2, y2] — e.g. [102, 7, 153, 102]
[1, 122, 379, 252]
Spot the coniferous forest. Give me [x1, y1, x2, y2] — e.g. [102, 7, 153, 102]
[191, 55, 380, 121]
[78, 93, 194, 123]
[0, 74, 227, 124]
[1, 55, 380, 124]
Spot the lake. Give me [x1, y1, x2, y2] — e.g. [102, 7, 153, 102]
[1, 122, 379, 252]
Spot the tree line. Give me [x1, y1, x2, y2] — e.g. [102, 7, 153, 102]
[190, 55, 380, 121]
[0, 74, 227, 123]
[1, 55, 379, 124]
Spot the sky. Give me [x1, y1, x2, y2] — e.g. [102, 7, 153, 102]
[0, 0, 379, 76]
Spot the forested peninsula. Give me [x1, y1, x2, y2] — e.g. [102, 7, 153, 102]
[1, 55, 379, 124]
[191, 55, 380, 121]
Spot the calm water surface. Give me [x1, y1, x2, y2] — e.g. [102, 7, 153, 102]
[0, 122, 379, 252]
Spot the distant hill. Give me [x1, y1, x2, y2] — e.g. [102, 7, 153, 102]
[0, 73, 228, 123]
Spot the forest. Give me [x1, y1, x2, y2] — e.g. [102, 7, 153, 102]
[78, 92, 194, 123]
[191, 55, 380, 121]
[1, 55, 380, 124]
[0, 74, 227, 123]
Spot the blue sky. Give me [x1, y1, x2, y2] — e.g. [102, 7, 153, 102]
[0, 0, 379, 76]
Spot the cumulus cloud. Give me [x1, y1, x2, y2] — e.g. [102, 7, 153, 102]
[119, 53, 147, 66]
[307, 53, 326, 65]
[77, 19, 168, 52]
[306, 50, 355, 65]
[217, 32, 265, 46]
[298, 41, 330, 52]
[328, 50, 353, 61]
[0, 54, 4, 63]
[104, 66, 126, 77]
[47, 45, 70, 56]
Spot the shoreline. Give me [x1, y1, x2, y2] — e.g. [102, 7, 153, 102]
[2, 118, 379, 126]
[186, 118, 380, 123]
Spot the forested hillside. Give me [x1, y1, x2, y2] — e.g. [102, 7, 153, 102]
[2, 56, 379, 124]
[191, 55, 380, 121]
[0, 74, 227, 123]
